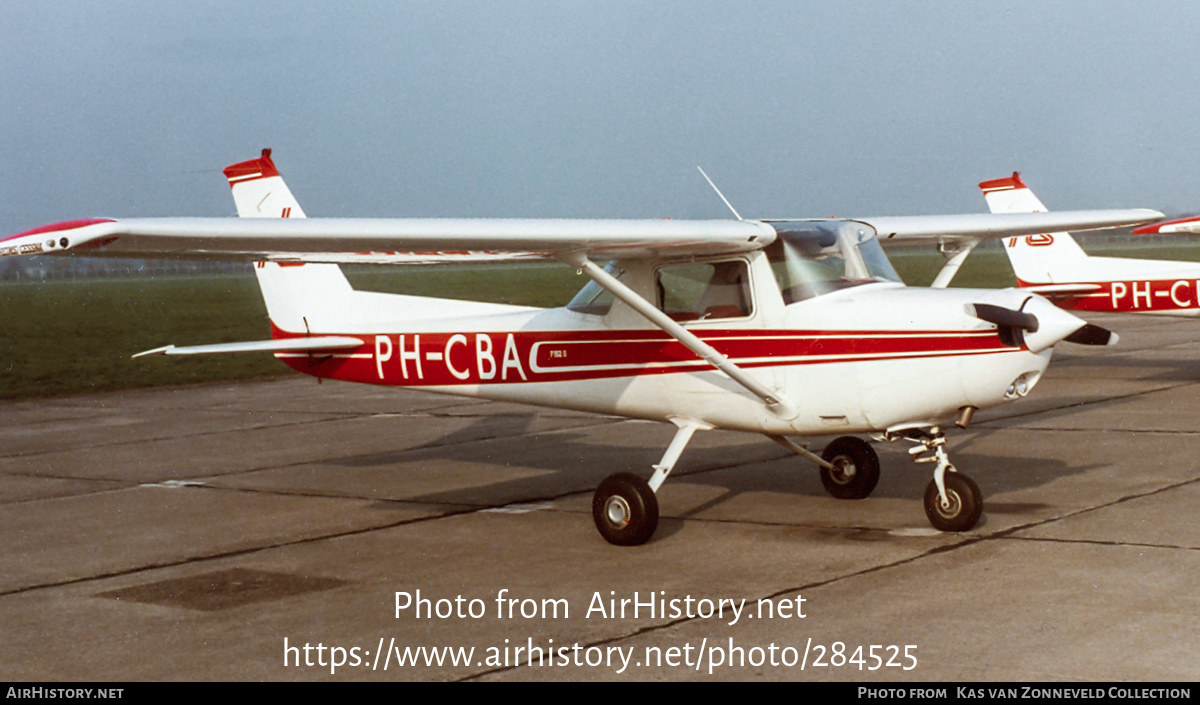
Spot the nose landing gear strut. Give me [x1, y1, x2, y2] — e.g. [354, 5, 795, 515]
[892, 426, 983, 532]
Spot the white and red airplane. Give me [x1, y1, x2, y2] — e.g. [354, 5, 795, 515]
[982, 172, 1200, 317]
[0, 151, 1163, 544]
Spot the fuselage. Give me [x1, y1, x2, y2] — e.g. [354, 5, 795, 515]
[986, 175, 1200, 317]
[271, 277, 1057, 436]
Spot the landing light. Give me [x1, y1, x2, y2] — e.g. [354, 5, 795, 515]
[1005, 372, 1039, 400]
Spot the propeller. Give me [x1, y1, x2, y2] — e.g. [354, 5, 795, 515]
[966, 300, 1118, 349]
[964, 303, 1038, 333]
[1064, 323, 1119, 346]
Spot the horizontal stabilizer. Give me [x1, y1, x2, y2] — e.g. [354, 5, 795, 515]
[1017, 283, 1103, 295]
[132, 336, 363, 358]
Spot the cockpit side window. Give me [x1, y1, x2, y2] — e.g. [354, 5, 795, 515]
[656, 260, 752, 321]
[567, 262, 624, 315]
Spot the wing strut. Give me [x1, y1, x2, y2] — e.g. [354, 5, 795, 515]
[929, 240, 980, 288]
[559, 252, 799, 419]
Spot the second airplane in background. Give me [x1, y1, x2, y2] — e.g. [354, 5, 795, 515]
[982, 172, 1200, 317]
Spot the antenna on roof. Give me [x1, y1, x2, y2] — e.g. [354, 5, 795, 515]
[697, 167, 743, 221]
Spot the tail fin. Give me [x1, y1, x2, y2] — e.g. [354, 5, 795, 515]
[980, 173, 1089, 285]
[226, 149, 355, 334]
[224, 149, 307, 219]
[224, 149, 533, 335]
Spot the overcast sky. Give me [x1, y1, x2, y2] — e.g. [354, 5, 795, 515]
[3, 1, 1199, 233]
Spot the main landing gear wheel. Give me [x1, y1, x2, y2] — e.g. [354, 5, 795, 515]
[820, 436, 881, 500]
[592, 473, 659, 546]
[923, 473, 983, 532]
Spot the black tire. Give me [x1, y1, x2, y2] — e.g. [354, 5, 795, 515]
[819, 436, 881, 499]
[592, 473, 659, 546]
[924, 473, 983, 532]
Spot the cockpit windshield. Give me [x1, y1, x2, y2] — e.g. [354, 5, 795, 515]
[765, 221, 902, 304]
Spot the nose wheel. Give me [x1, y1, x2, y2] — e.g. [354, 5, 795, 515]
[895, 426, 985, 532]
[923, 472, 982, 532]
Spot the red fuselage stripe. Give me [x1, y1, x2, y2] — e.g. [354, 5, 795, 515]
[269, 326, 1018, 387]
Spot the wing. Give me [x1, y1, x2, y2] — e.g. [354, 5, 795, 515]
[0, 217, 777, 263]
[856, 209, 1162, 246]
[2, 210, 1163, 265]
[851, 185, 1160, 288]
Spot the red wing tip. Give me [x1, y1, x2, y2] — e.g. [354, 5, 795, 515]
[222, 147, 280, 185]
[1, 218, 116, 243]
[978, 171, 1027, 193]
[1132, 216, 1200, 235]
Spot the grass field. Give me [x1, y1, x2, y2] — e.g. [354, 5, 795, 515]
[5, 240, 1200, 400]
[0, 264, 592, 399]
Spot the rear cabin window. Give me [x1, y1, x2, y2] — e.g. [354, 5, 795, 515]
[656, 260, 752, 321]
